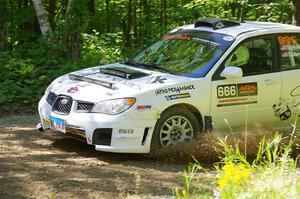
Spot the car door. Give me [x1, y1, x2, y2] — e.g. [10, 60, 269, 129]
[274, 33, 300, 129]
[211, 35, 282, 133]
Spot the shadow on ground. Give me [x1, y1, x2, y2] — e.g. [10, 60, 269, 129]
[0, 128, 187, 199]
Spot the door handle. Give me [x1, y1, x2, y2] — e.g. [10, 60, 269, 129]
[264, 79, 277, 86]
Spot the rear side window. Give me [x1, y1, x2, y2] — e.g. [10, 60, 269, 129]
[224, 36, 275, 76]
[277, 34, 300, 70]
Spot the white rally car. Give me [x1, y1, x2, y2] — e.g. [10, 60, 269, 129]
[38, 18, 300, 153]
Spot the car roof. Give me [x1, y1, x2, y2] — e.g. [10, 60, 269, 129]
[180, 19, 300, 37]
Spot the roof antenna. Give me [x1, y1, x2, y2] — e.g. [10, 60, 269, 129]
[239, 1, 246, 23]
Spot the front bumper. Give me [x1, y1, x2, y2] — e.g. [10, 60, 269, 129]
[38, 95, 158, 153]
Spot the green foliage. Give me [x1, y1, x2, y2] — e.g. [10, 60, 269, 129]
[81, 31, 126, 65]
[0, 30, 126, 113]
[175, 126, 300, 198]
[175, 160, 214, 199]
[215, 131, 300, 199]
[0, 0, 297, 112]
[247, 1, 293, 23]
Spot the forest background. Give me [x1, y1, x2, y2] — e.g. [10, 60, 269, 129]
[0, 0, 299, 113]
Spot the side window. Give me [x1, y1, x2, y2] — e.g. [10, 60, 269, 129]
[225, 37, 275, 76]
[277, 34, 300, 70]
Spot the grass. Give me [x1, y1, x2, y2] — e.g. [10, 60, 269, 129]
[175, 117, 300, 199]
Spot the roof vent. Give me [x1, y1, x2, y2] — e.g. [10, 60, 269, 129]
[194, 18, 240, 30]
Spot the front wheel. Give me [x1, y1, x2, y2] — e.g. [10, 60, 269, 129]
[151, 107, 201, 150]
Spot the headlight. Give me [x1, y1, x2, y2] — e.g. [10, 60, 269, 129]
[91, 98, 136, 115]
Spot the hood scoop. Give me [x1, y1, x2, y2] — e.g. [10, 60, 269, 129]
[100, 66, 149, 79]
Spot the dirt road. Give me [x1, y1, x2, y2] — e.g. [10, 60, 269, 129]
[2, 115, 296, 198]
[0, 115, 186, 199]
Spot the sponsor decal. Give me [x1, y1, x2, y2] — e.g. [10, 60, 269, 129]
[280, 45, 287, 50]
[291, 85, 300, 97]
[273, 85, 300, 121]
[287, 51, 300, 57]
[155, 84, 195, 96]
[217, 83, 257, 99]
[162, 35, 220, 46]
[217, 82, 257, 106]
[162, 35, 192, 40]
[278, 36, 300, 58]
[67, 87, 79, 93]
[281, 53, 289, 58]
[277, 36, 298, 46]
[286, 45, 300, 50]
[273, 98, 292, 121]
[165, 93, 191, 101]
[95, 74, 142, 89]
[119, 129, 134, 134]
[217, 97, 257, 107]
[238, 83, 258, 96]
[223, 36, 234, 41]
[151, 76, 167, 84]
[136, 105, 152, 110]
[191, 37, 220, 46]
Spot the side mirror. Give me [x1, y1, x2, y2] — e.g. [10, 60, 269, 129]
[220, 66, 243, 79]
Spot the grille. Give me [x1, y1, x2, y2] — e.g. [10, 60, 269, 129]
[77, 102, 94, 112]
[52, 95, 73, 115]
[46, 92, 57, 106]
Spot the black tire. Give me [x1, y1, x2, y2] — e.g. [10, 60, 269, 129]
[151, 106, 201, 151]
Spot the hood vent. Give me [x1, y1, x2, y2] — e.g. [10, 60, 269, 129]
[100, 67, 149, 79]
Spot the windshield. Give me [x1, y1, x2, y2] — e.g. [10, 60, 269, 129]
[128, 30, 234, 78]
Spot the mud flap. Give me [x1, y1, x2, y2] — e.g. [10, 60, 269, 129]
[36, 123, 45, 132]
[204, 116, 213, 132]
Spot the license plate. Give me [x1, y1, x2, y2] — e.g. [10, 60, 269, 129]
[50, 116, 66, 133]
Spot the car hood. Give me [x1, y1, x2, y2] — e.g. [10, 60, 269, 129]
[50, 63, 194, 102]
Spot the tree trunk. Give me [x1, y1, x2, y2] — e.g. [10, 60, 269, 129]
[160, 0, 163, 26]
[293, 0, 300, 26]
[87, 0, 95, 13]
[64, 0, 80, 61]
[105, 0, 110, 32]
[0, 0, 9, 50]
[133, 3, 138, 47]
[47, 0, 56, 30]
[71, 33, 80, 61]
[142, 0, 150, 43]
[192, 0, 199, 20]
[121, 18, 130, 47]
[111, 2, 116, 32]
[32, 0, 51, 35]
[127, 0, 132, 46]
[163, 0, 167, 28]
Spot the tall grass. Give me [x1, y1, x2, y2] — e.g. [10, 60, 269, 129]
[175, 120, 300, 199]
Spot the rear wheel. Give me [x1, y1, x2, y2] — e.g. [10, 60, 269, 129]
[151, 106, 201, 150]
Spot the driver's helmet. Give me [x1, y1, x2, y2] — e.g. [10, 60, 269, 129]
[226, 45, 249, 67]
